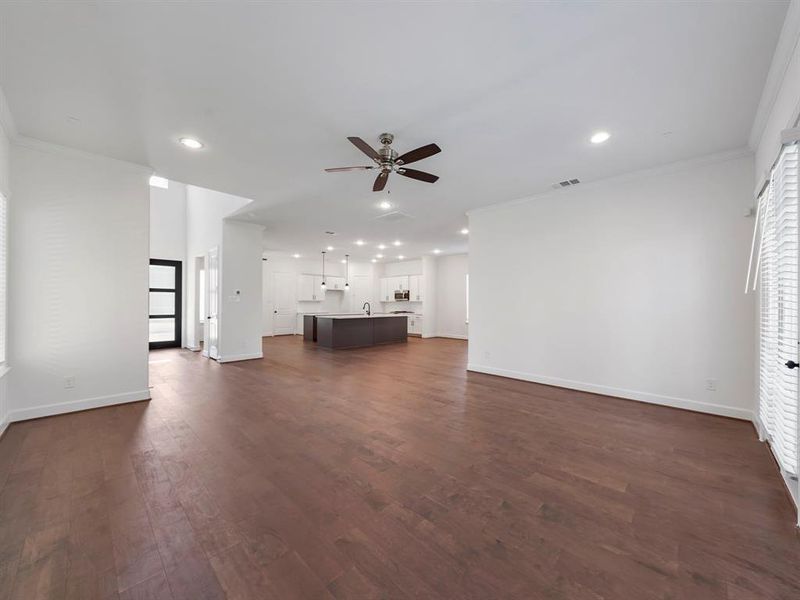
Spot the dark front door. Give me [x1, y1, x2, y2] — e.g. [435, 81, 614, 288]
[149, 259, 182, 349]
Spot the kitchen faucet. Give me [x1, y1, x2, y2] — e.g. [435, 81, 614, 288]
[362, 302, 371, 316]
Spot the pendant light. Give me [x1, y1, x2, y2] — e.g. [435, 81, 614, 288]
[344, 254, 350, 290]
[320, 251, 326, 289]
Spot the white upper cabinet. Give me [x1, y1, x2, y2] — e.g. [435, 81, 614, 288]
[408, 275, 423, 302]
[379, 275, 422, 301]
[380, 278, 392, 302]
[298, 274, 325, 301]
[326, 276, 346, 290]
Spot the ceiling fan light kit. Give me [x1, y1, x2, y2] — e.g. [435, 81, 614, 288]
[325, 133, 441, 191]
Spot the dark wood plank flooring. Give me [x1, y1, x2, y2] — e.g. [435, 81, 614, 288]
[0, 336, 798, 599]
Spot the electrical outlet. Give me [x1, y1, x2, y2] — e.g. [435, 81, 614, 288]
[705, 378, 717, 392]
[64, 376, 76, 389]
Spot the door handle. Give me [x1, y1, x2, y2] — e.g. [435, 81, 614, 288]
[786, 360, 799, 369]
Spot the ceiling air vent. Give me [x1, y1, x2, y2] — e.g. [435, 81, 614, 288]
[373, 210, 415, 223]
[552, 178, 581, 190]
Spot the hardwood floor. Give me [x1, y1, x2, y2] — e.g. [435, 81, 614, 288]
[0, 336, 798, 599]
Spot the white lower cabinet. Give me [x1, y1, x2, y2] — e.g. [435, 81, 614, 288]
[408, 315, 423, 335]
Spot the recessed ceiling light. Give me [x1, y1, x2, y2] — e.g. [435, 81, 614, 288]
[326, 245, 334, 251]
[393, 240, 402, 246]
[433, 249, 441, 254]
[398, 255, 405, 260]
[355, 240, 365, 246]
[340, 259, 346, 264]
[378, 244, 386, 250]
[376, 254, 384, 259]
[371, 258, 377, 263]
[460, 228, 469, 235]
[292, 253, 301, 258]
[378, 200, 392, 210]
[590, 131, 610, 144]
[179, 137, 204, 149]
[149, 175, 169, 189]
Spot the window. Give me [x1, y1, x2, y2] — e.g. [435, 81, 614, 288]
[0, 192, 5, 364]
[752, 142, 799, 477]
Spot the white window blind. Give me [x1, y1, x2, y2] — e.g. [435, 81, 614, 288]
[0, 193, 6, 365]
[756, 143, 798, 477]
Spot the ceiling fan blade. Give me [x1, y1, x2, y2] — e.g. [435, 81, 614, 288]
[396, 143, 441, 165]
[324, 166, 374, 172]
[398, 168, 439, 184]
[347, 137, 380, 161]
[373, 171, 389, 192]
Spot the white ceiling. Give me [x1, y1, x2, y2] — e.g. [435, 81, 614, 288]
[0, 2, 788, 262]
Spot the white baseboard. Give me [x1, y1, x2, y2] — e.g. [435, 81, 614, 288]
[9, 389, 152, 423]
[218, 352, 263, 364]
[0, 414, 9, 439]
[436, 333, 469, 340]
[466, 364, 753, 421]
[184, 345, 201, 352]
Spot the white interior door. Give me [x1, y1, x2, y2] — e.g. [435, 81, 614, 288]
[272, 272, 297, 335]
[204, 247, 220, 359]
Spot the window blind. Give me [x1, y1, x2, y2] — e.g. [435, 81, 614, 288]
[757, 143, 798, 477]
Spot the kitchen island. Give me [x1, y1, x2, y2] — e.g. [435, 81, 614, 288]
[315, 314, 408, 349]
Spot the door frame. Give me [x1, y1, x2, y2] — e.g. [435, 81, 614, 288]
[204, 247, 220, 359]
[149, 258, 183, 349]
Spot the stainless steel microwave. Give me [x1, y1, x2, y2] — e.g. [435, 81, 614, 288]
[394, 290, 410, 301]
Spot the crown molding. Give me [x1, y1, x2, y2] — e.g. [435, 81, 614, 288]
[748, 0, 800, 151]
[13, 135, 152, 174]
[467, 147, 753, 217]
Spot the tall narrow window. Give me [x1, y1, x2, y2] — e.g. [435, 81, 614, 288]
[755, 142, 799, 477]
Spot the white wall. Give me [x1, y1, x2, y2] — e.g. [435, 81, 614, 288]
[150, 181, 187, 261]
[185, 185, 251, 349]
[468, 153, 756, 420]
[0, 120, 10, 434]
[150, 180, 187, 344]
[220, 220, 264, 362]
[752, 0, 800, 183]
[421, 255, 438, 338]
[0, 120, 8, 198]
[435, 253, 468, 339]
[9, 139, 151, 421]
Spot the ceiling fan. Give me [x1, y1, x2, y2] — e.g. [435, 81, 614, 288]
[325, 133, 441, 192]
